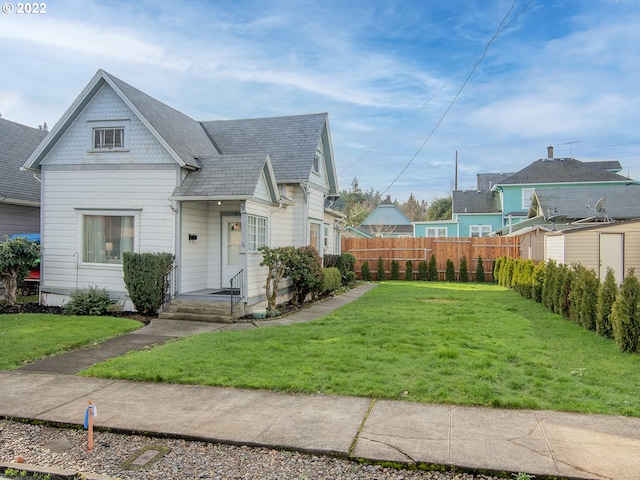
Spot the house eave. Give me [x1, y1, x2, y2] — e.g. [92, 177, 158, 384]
[169, 195, 252, 201]
[0, 197, 40, 207]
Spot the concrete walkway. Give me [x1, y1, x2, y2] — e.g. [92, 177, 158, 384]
[2, 284, 640, 479]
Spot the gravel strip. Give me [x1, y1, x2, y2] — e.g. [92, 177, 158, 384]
[0, 420, 512, 480]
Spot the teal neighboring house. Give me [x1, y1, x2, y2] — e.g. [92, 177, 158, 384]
[348, 195, 413, 238]
[415, 147, 635, 238]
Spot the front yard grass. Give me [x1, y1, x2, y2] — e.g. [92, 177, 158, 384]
[83, 282, 640, 417]
[0, 314, 142, 370]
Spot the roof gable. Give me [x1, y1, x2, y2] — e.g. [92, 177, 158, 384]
[0, 118, 47, 204]
[25, 69, 218, 171]
[361, 203, 412, 226]
[172, 153, 279, 203]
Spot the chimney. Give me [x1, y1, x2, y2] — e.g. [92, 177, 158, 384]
[547, 145, 554, 159]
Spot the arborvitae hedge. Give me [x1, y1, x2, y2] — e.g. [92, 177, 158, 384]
[611, 269, 640, 353]
[596, 268, 617, 338]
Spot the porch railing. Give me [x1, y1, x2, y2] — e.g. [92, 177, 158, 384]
[162, 262, 177, 306]
[230, 269, 245, 314]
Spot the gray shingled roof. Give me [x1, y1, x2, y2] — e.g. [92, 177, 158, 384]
[476, 173, 514, 191]
[173, 154, 268, 198]
[453, 190, 501, 214]
[0, 118, 47, 203]
[498, 158, 630, 185]
[201, 113, 328, 182]
[584, 160, 622, 172]
[533, 185, 640, 220]
[106, 71, 219, 168]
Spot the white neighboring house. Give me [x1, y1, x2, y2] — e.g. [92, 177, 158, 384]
[24, 69, 343, 313]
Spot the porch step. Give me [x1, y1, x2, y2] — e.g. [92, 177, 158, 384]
[159, 299, 242, 323]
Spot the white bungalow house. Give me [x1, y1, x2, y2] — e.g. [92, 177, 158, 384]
[23, 70, 343, 317]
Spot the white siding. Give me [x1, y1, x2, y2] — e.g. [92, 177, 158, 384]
[0, 204, 40, 236]
[180, 201, 210, 292]
[41, 168, 178, 294]
[545, 235, 565, 264]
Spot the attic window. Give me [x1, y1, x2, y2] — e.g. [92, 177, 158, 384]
[94, 127, 124, 149]
[312, 154, 320, 173]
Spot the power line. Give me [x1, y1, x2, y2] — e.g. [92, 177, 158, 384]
[381, 0, 531, 196]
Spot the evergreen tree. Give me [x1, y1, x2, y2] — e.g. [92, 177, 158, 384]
[445, 259, 456, 282]
[475, 255, 485, 283]
[377, 257, 386, 281]
[596, 268, 617, 338]
[390, 260, 400, 280]
[418, 260, 428, 281]
[459, 256, 468, 282]
[611, 269, 640, 353]
[428, 254, 438, 281]
[361, 260, 371, 281]
[404, 260, 413, 281]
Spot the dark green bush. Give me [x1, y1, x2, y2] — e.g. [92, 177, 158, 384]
[459, 256, 468, 282]
[321, 267, 342, 293]
[428, 254, 438, 281]
[445, 259, 455, 282]
[361, 261, 372, 281]
[596, 268, 618, 338]
[377, 257, 386, 281]
[541, 260, 558, 310]
[418, 260, 428, 281]
[475, 255, 485, 283]
[493, 257, 504, 285]
[611, 269, 640, 353]
[123, 252, 175, 315]
[578, 267, 599, 330]
[285, 246, 323, 304]
[63, 286, 117, 316]
[531, 261, 545, 302]
[404, 260, 413, 281]
[390, 260, 400, 280]
[345, 271, 357, 287]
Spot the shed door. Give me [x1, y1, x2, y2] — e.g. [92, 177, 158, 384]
[599, 233, 624, 284]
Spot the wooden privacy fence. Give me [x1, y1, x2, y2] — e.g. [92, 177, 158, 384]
[341, 237, 520, 282]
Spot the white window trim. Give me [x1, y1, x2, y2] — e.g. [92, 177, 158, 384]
[309, 221, 322, 252]
[426, 227, 447, 238]
[521, 188, 535, 209]
[247, 215, 268, 252]
[87, 119, 130, 152]
[76, 209, 140, 267]
[469, 224, 492, 237]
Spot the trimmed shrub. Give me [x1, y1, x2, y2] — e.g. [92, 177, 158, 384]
[555, 264, 572, 317]
[64, 285, 118, 316]
[428, 254, 438, 281]
[361, 261, 372, 281]
[321, 267, 341, 293]
[611, 269, 640, 353]
[123, 252, 175, 315]
[404, 260, 413, 281]
[459, 256, 468, 282]
[418, 260, 428, 281]
[541, 260, 558, 310]
[323, 253, 356, 285]
[520, 259, 535, 299]
[377, 257, 386, 281]
[445, 259, 455, 282]
[493, 257, 504, 285]
[475, 255, 485, 283]
[345, 271, 357, 287]
[390, 260, 400, 280]
[596, 268, 618, 338]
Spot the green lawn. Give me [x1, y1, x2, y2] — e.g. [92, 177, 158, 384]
[0, 314, 142, 370]
[83, 282, 640, 416]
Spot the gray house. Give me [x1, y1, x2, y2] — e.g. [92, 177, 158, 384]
[0, 117, 47, 236]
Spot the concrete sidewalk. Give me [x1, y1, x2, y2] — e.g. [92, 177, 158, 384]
[2, 284, 640, 479]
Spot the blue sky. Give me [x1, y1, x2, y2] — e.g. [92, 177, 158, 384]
[2, 0, 640, 201]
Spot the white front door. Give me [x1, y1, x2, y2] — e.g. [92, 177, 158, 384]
[222, 218, 242, 287]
